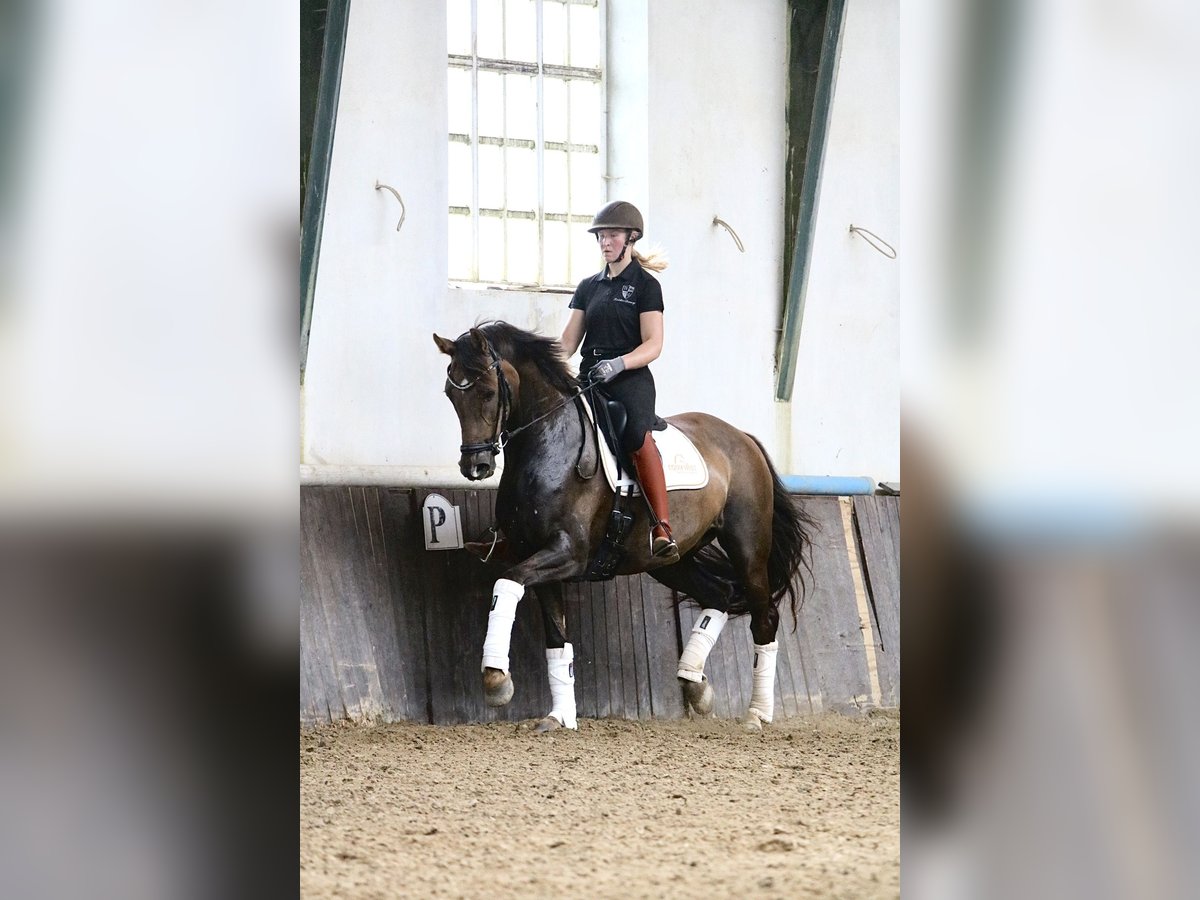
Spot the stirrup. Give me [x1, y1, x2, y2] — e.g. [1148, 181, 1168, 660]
[651, 526, 678, 559]
[652, 536, 679, 558]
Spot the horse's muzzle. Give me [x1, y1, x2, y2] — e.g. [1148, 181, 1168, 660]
[460, 451, 496, 481]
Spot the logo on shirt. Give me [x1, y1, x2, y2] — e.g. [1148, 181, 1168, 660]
[621, 285, 635, 300]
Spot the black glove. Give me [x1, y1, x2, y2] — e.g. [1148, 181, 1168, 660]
[591, 357, 626, 383]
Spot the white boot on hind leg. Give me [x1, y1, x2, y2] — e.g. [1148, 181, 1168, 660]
[676, 609, 728, 683]
[537, 643, 577, 731]
[744, 641, 779, 731]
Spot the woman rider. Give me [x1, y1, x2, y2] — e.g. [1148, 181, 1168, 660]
[559, 201, 679, 560]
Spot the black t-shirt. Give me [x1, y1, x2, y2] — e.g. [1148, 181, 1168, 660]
[568, 257, 664, 358]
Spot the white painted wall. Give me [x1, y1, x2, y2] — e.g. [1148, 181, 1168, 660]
[644, 0, 789, 450]
[785, 0, 900, 480]
[302, 0, 899, 484]
[303, 0, 450, 467]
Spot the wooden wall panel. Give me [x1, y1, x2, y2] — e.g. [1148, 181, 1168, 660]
[797, 497, 874, 712]
[299, 486, 430, 724]
[638, 576, 686, 719]
[301, 486, 899, 725]
[852, 495, 900, 707]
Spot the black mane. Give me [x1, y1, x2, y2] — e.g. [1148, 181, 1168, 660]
[454, 321, 578, 395]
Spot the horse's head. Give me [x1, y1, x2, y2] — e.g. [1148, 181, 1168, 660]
[434, 328, 519, 481]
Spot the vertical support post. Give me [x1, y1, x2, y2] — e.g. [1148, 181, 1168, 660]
[775, 0, 847, 401]
[300, 0, 352, 380]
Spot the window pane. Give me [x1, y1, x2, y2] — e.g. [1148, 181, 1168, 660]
[544, 150, 568, 214]
[478, 70, 504, 138]
[568, 79, 601, 147]
[504, 0, 536, 63]
[568, 2, 599, 68]
[478, 0, 504, 59]
[448, 213, 473, 281]
[504, 73, 536, 142]
[544, 219, 569, 287]
[478, 144, 504, 209]
[570, 225, 597, 285]
[447, 67, 472, 136]
[479, 215, 504, 282]
[543, 0, 567, 66]
[448, 141, 473, 209]
[506, 147, 536, 213]
[506, 217, 538, 284]
[543, 79, 567, 145]
[569, 151, 602, 217]
[447, 0, 472, 56]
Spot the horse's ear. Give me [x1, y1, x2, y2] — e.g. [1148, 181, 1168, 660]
[468, 327, 490, 354]
[433, 333, 456, 356]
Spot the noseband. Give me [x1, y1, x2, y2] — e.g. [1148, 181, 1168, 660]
[446, 340, 512, 456]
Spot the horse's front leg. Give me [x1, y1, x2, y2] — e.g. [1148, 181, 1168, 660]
[480, 532, 586, 716]
[531, 582, 575, 732]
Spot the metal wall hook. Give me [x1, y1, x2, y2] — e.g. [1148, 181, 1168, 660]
[712, 216, 746, 253]
[848, 224, 896, 259]
[375, 180, 406, 232]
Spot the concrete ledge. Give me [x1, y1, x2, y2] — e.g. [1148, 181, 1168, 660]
[300, 465, 494, 488]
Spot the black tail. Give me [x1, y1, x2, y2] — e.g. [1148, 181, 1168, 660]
[684, 434, 818, 627]
[751, 434, 818, 628]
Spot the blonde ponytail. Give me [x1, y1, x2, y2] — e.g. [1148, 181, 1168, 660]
[632, 244, 668, 273]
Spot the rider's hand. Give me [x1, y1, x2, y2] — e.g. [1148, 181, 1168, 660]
[592, 357, 626, 383]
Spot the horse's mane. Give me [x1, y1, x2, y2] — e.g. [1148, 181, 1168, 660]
[453, 321, 578, 395]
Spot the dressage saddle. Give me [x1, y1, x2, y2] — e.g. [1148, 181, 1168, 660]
[589, 385, 667, 477]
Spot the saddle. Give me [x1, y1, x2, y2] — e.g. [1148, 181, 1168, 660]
[580, 392, 708, 493]
[574, 390, 707, 581]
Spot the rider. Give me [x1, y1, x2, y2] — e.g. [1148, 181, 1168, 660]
[559, 201, 679, 561]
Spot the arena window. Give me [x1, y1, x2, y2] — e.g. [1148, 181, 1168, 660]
[447, 0, 606, 290]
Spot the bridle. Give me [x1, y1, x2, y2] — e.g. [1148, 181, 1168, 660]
[446, 340, 512, 456]
[445, 335, 601, 459]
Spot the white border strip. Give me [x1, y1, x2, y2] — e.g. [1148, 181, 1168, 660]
[300, 465, 498, 488]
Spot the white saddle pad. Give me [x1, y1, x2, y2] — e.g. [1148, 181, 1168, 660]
[581, 396, 709, 494]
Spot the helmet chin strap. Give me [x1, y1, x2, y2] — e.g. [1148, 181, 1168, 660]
[613, 230, 636, 264]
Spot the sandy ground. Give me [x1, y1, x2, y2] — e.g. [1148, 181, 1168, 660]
[300, 712, 899, 899]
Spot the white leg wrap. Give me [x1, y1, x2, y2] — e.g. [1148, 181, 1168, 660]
[481, 578, 524, 673]
[545, 643, 578, 729]
[748, 641, 779, 723]
[676, 609, 729, 682]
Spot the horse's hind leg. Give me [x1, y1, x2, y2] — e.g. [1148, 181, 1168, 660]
[650, 557, 733, 717]
[533, 583, 577, 732]
[718, 509, 781, 731]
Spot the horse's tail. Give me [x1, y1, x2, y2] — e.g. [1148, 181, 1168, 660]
[749, 434, 818, 628]
[683, 434, 817, 627]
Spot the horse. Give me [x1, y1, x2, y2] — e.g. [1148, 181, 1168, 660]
[433, 321, 815, 731]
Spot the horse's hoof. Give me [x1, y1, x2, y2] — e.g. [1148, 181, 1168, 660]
[483, 668, 514, 707]
[533, 715, 563, 733]
[681, 676, 714, 716]
[742, 708, 767, 731]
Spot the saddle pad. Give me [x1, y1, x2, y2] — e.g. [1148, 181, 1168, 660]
[581, 396, 709, 494]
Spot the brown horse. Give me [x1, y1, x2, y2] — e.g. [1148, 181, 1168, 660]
[434, 322, 814, 731]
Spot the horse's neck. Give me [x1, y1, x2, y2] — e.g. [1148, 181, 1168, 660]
[501, 361, 580, 478]
[509, 361, 570, 430]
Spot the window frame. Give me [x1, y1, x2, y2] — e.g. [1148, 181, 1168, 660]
[448, 0, 608, 291]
